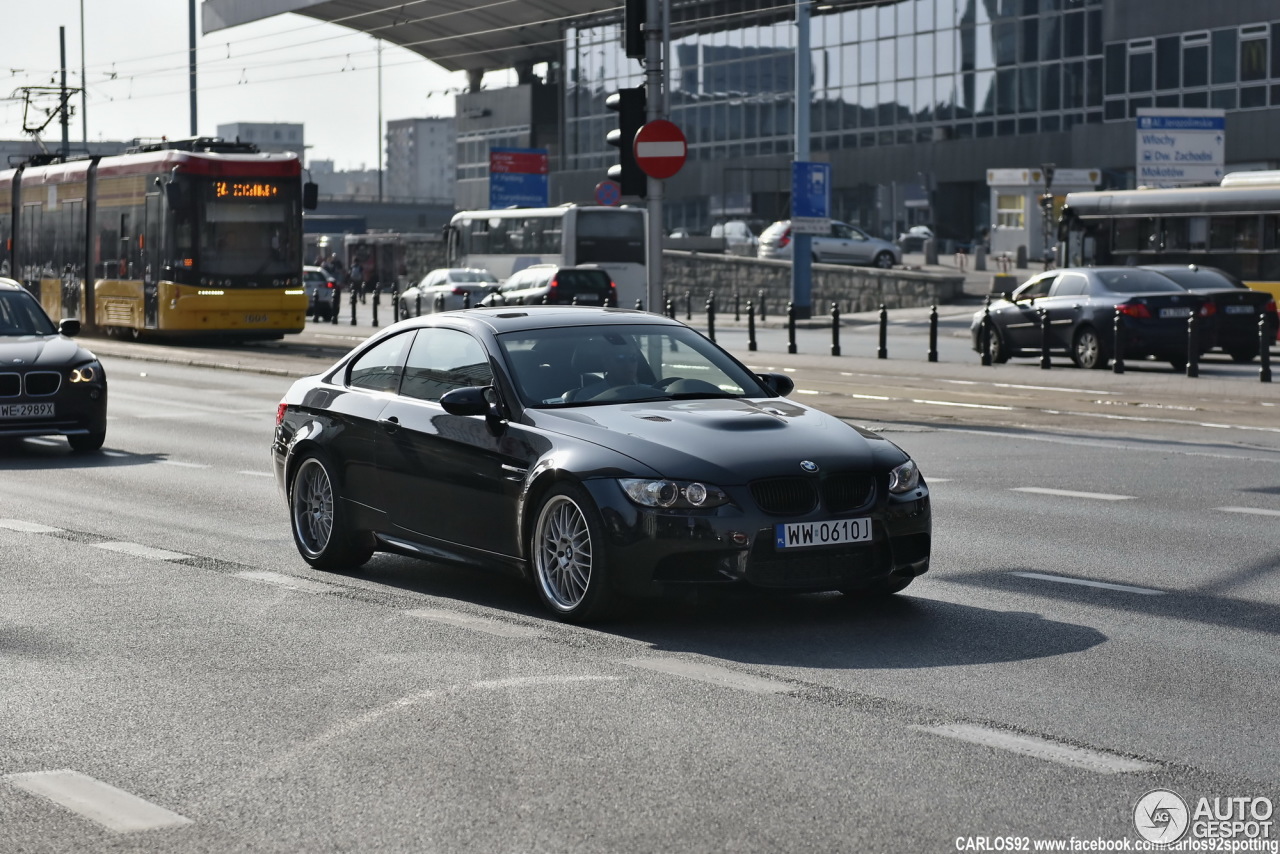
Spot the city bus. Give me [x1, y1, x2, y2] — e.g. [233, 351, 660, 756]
[1059, 173, 1280, 305]
[443, 204, 647, 307]
[0, 137, 316, 339]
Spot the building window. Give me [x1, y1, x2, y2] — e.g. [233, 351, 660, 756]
[1239, 28, 1267, 82]
[1211, 28, 1237, 85]
[996, 194, 1024, 229]
[1155, 36, 1179, 90]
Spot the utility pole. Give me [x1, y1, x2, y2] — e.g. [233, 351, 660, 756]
[59, 27, 70, 160]
[189, 0, 198, 136]
[790, 0, 812, 318]
[377, 38, 384, 203]
[80, 0, 87, 148]
[643, 0, 664, 311]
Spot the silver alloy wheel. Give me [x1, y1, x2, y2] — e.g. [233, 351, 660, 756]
[533, 495, 593, 611]
[292, 458, 334, 558]
[874, 251, 894, 269]
[1075, 328, 1101, 368]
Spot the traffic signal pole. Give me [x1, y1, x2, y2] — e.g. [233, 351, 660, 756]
[791, 0, 813, 319]
[644, 0, 665, 312]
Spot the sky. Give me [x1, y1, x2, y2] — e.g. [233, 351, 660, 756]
[1, 1, 506, 172]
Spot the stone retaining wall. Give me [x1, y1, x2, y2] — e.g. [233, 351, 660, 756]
[658, 251, 966, 314]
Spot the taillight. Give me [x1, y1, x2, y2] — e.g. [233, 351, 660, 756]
[326, 281, 335, 289]
[1264, 299, 1277, 315]
[549, 277, 559, 289]
[779, 229, 791, 248]
[451, 286, 466, 295]
[1116, 302, 1151, 319]
[1199, 302, 1216, 317]
[276, 402, 288, 425]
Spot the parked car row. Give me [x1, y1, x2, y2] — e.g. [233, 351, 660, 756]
[970, 265, 1278, 370]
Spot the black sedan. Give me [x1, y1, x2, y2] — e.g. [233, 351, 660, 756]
[272, 307, 931, 622]
[0, 279, 107, 452]
[1142, 265, 1278, 362]
[971, 266, 1211, 370]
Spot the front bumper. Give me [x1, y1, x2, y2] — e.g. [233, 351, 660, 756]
[0, 389, 107, 441]
[582, 478, 931, 598]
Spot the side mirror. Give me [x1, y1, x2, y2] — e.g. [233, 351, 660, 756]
[440, 385, 507, 435]
[756, 372, 794, 397]
[303, 182, 319, 210]
[59, 318, 81, 337]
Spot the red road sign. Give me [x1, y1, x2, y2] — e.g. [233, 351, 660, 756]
[633, 120, 687, 180]
[595, 180, 621, 206]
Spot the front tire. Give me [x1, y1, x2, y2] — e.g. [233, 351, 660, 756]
[1072, 326, 1107, 369]
[530, 483, 615, 622]
[289, 452, 373, 571]
[988, 328, 1011, 363]
[68, 429, 105, 453]
[873, 251, 895, 269]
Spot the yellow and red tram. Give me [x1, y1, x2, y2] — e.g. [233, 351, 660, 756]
[0, 137, 314, 339]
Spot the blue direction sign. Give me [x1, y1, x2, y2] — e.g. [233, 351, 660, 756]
[791, 162, 831, 234]
[1135, 108, 1225, 186]
[489, 148, 549, 208]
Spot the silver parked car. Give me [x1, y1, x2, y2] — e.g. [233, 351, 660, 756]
[757, 219, 901, 268]
[399, 268, 500, 315]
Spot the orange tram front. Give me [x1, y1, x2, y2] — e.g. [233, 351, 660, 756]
[0, 137, 312, 339]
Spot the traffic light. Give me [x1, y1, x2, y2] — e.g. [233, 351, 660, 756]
[606, 86, 647, 198]
[623, 0, 646, 59]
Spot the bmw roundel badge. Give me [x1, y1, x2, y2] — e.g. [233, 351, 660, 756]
[800, 460, 819, 473]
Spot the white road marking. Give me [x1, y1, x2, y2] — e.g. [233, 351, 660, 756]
[237, 470, 274, 478]
[912, 398, 1015, 411]
[1013, 571, 1166, 596]
[620, 657, 791, 695]
[1011, 487, 1134, 501]
[1216, 506, 1280, 518]
[406, 608, 543, 639]
[102, 450, 129, 458]
[926, 478, 952, 483]
[234, 570, 341, 594]
[159, 460, 211, 469]
[912, 724, 1155, 774]
[850, 393, 893, 401]
[4, 770, 192, 833]
[472, 675, 620, 690]
[0, 519, 64, 534]
[94, 542, 191, 561]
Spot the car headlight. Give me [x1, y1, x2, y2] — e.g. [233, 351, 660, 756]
[69, 361, 103, 383]
[619, 478, 730, 509]
[887, 459, 920, 494]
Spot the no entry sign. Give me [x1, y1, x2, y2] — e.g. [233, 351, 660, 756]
[633, 120, 687, 180]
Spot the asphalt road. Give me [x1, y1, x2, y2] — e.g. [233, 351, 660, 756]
[1, 314, 1277, 853]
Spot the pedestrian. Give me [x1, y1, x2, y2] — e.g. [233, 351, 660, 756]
[349, 257, 365, 304]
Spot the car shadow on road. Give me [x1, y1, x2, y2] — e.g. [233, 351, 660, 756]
[609, 590, 1107, 670]
[0, 440, 162, 468]
[944, 564, 1280, 637]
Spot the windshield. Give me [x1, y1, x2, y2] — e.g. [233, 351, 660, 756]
[193, 177, 301, 278]
[498, 323, 770, 407]
[0, 290, 57, 336]
[449, 270, 499, 283]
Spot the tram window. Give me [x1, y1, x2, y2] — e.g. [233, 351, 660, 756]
[1164, 218, 1189, 251]
[1208, 217, 1236, 251]
[1263, 216, 1279, 252]
[1113, 218, 1140, 253]
[1235, 216, 1260, 251]
[1188, 217, 1208, 251]
[1139, 217, 1160, 252]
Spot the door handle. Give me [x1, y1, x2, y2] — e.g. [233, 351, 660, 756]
[379, 416, 400, 434]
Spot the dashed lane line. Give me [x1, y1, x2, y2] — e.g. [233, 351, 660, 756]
[406, 608, 544, 638]
[4, 770, 192, 833]
[238, 470, 274, 478]
[1011, 486, 1135, 501]
[0, 519, 63, 534]
[1216, 506, 1280, 518]
[912, 724, 1156, 774]
[93, 542, 192, 561]
[234, 570, 343, 595]
[1012, 571, 1166, 596]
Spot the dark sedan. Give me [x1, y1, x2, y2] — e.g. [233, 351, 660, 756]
[0, 278, 107, 452]
[971, 266, 1212, 370]
[272, 307, 931, 622]
[1142, 265, 1278, 362]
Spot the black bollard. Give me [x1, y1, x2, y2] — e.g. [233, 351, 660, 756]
[1260, 314, 1272, 383]
[416, 291, 422, 317]
[635, 299, 644, 311]
[435, 294, 445, 313]
[927, 304, 938, 362]
[1116, 307, 1126, 373]
[392, 286, 400, 322]
[706, 293, 716, 341]
[734, 291, 741, 322]
[463, 290, 472, 310]
[1186, 313, 1199, 378]
[747, 301, 757, 351]
[831, 302, 841, 357]
[980, 296, 992, 366]
[683, 289, 691, 320]
[759, 289, 767, 322]
[665, 298, 674, 319]
[372, 291, 379, 328]
[331, 287, 340, 324]
[350, 286, 358, 326]
[1039, 307, 1051, 370]
[877, 304, 888, 359]
[787, 301, 797, 354]
[373, 282, 381, 307]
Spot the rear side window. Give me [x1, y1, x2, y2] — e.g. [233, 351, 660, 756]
[1095, 269, 1183, 294]
[556, 269, 611, 294]
[348, 332, 413, 393]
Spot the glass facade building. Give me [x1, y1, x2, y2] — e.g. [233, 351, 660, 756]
[554, 0, 1280, 240]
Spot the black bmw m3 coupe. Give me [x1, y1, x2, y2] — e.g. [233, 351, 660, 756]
[272, 306, 931, 621]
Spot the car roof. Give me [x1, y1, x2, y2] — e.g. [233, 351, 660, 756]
[0, 277, 26, 291]
[381, 305, 680, 336]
